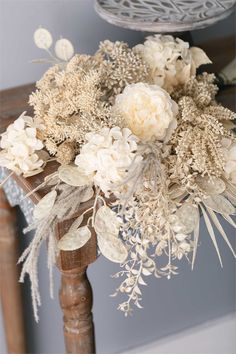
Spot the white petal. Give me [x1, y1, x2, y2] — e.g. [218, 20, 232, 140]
[25, 127, 36, 138]
[190, 47, 212, 68]
[10, 143, 29, 157]
[13, 117, 25, 131]
[0, 151, 12, 167]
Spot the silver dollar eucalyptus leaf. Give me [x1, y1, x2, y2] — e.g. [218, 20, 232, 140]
[97, 234, 128, 263]
[34, 28, 52, 49]
[57, 226, 91, 251]
[94, 205, 120, 237]
[69, 215, 84, 232]
[55, 38, 74, 61]
[204, 195, 235, 215]
[175, 203, 199, 234]
[58, 165, 89, 186]
[44, 172, 60, 186]
[34, 190, 57, 220]
[196, 176, 226, 195]
[80, 186, 94, 203]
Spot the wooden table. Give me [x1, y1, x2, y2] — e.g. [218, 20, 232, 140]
[0, 36, 235, 354]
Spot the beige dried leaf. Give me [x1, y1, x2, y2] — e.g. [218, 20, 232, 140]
[203, 195, 235, 215]
[191, 208, 200, 269]
[94, 206, 120, 237]
[196, 176, 226, 195]
[57, 226, 91, 251]
[34, 190, 57, 220]
[207, 208, 236, 258]
[200, 205, 223, 267]
[58, 165, 90, 186]
[97, 234, 128, 263]
[175, 203, 199, 234]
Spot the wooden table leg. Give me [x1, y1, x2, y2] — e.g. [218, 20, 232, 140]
[0, 189, 26, 354]
[59, 266, 96, 354]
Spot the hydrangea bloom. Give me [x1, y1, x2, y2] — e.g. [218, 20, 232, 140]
[135, 34, 211, 93]
[0, 112, 44, 175]
[75, 127, 142, 196]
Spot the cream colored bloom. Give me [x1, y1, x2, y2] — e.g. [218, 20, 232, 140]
[222, 138, 236, 184]
[0, 112, 44, 175]
[135, 35, 211, 93]
[114, 83, 178, 142]
[75, 127, 142, 196]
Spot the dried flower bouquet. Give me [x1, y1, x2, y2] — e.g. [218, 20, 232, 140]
[0, 28, 235, 320]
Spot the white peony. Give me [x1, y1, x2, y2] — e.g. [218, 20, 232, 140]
[75, 127, 142, 196]
[0, 112, 44, 175]
[222, 138, 236, 184]
[135, 35, 211, 93]
[114, 83, 178, 142]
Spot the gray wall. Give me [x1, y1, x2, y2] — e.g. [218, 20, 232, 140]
[0, 1, 235, 354]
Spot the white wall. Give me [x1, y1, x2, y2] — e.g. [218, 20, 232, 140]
[123, 314, 236, 354]
[0, 1, 235, 354]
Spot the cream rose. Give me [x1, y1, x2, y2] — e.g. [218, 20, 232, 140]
[135, 35, 211, 93]
[114, 83, 178, 142]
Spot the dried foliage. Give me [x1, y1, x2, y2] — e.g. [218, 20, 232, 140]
[1, 31, 235, 319]
[29, 55, 112, 151]
[170, 74, 236, 191]
[98, 40, 150, 101]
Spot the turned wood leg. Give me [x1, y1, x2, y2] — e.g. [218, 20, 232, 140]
[59, 266, 96, 354]
[0, 189, 26, 354]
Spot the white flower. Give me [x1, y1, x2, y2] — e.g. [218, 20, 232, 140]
[222, 138, 236, 184]
[114, 83, 178, 142]
[135, 35, 211, 93]
[75, 127, 142, 196]
[0, 112, 44, 175]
